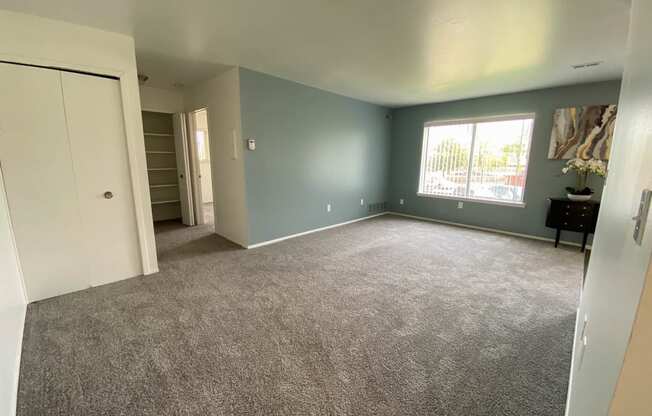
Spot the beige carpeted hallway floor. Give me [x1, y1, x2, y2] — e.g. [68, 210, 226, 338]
[17, 215, 582, 415]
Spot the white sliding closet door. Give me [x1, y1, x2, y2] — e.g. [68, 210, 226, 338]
[61, 72, 142, 287]
[0, 63, 90, 300]
[0, 63, 142, 301]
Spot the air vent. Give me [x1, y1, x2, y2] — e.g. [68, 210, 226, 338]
[571, 61, 603, 69]
[368, 201, 387, 213]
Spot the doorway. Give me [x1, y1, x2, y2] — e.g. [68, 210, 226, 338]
[189, 108, 214, 226]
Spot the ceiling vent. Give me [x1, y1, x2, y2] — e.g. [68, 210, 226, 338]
[571, 61, 603, 69]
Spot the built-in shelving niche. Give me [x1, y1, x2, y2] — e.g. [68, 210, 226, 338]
[142, 111, 181, 222]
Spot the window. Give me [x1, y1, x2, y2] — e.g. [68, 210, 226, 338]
[418, 114, 534, 206]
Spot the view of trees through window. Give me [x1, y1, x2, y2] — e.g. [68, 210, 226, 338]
[418, 116, 534, 204]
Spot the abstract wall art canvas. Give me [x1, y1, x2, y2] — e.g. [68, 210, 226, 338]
[548, 104, 617, 160]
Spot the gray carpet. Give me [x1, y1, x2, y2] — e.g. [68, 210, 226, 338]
[17, 215, 582, 415]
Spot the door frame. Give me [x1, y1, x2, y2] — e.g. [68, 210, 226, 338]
[187, 108, 212, 226]
[0, 57, 158, 276]
[172, 112, 195, 226]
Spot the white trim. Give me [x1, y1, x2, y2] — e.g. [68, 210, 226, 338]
[416, 192, 527, 208]
[564, 306, 582, 416]
[172, 112, 195, 226]
[423, 112, 536, 128]
[388, 211, 591, 249]
[247, 211, 591, 250]
[186, 108, 206, 225]
[246, 213, 387, 249]
[465, 122, 478, 192]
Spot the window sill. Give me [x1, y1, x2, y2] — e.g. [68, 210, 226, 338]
[416, 192, 527, 208]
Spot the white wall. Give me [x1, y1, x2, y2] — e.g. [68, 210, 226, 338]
[0, 10, 158, 276]
[184, 68, 248, 246]
[0, 168, 27, 416]
[139, 85, 184, 114]
[565, 1, 652, 414]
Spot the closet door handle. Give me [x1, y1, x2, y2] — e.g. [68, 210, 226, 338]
[103, 191, 114, 199]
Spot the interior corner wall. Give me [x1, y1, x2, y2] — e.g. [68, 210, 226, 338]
[184, 67, 249, 246]
[139, 85, 185, 114]
[238, 68, 392, 245]
[388, 80, 622, 244]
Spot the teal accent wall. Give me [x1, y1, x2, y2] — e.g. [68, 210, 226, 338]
[239, 68, 391, 245]
[389, 81, 621, 244]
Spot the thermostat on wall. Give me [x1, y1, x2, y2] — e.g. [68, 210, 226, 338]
[247, 138, 256, 150]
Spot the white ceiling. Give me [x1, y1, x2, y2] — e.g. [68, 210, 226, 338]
[135, 51, 231, 90]
[0, 0, 631, 107]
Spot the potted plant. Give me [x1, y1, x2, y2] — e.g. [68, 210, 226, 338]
[561, 158, 607, 201]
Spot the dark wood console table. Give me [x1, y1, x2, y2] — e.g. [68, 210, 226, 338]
[545, 198, 600, 252]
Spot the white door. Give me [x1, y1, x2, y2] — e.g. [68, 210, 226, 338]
[188, 109, 214, 225]
[0, 63, 90, 301]
[61, 72, 142, 287]
[173, 112, 194, 226]
[565, 1, 652, 414]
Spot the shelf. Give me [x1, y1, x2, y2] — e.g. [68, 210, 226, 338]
[151, 199, 181, 205]
[144, 132, 174, 137]
[150, 183, 178, 189]
[146, 151, 175, 154]
[147, 167, 177, 171]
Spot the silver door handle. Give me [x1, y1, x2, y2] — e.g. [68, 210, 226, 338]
[104, 191, 114, 199]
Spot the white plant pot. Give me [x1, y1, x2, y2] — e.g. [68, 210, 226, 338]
[567, 193, 592, 202]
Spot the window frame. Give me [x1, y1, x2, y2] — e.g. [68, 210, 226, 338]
[417, 113, 536, 208]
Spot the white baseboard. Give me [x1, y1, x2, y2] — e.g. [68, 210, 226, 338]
[246, 213, 387, 249]
[246, 211, 590, 250]
[388, 211, 591, 249]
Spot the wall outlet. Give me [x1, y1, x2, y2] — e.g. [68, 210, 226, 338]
[399, 198, 404, 205]
[457, 201, 464, 209]
[327, 203, 332, 212]
[360, 198, 364, 206]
